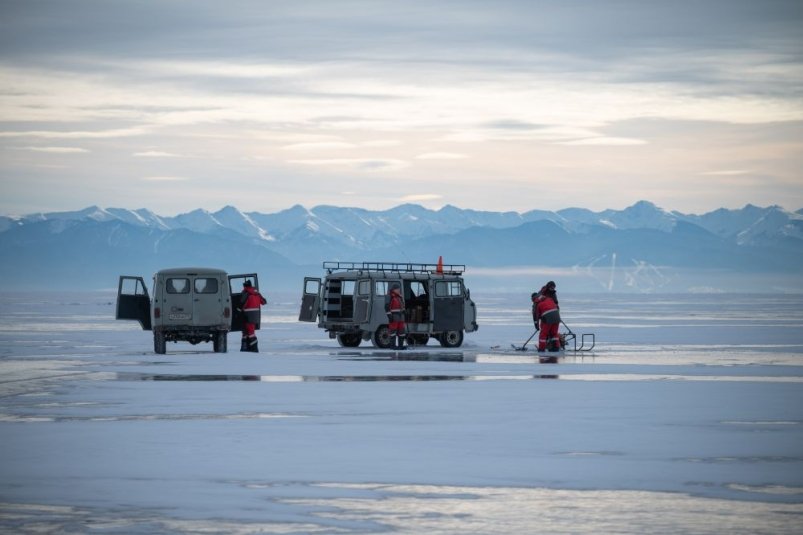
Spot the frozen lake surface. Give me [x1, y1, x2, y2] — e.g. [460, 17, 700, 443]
[1, 292, 803, 533]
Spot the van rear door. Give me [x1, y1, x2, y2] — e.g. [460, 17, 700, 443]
[299, 277, 321, 322]
[161, 275, 194, 327]
[116, 276, 151, 330]
[228, 273, 260, 331]
[192, 274, 227, 327]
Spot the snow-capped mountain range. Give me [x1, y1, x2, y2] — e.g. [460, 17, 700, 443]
[1, 201, 802, 291]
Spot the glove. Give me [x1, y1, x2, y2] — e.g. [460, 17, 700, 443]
[534, 322, 539, 332]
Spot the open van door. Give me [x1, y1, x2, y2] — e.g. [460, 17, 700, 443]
[228, 273, 260, 332]
[299, 277, 321, 322]
[116, 276, 151, 330]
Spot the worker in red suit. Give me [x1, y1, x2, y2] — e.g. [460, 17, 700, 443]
[240, 280, 267, 352]
[386, 282, 407, 350]
[534, 285, 561, 352]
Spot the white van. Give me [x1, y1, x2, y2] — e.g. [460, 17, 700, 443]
[116, 267, 260, 354]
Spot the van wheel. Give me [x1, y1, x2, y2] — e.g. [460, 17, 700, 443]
[439, 330, 464, 348]
[213, 332, 227, 353]
[371, 326, 394, 349]
[154, 332, 166, 354]
[337, 333, 362, 347]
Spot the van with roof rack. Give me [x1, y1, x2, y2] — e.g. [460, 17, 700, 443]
[115, 267, 260, 354]
[298, 261, 478, 348]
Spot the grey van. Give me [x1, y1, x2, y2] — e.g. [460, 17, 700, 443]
[299, 261, 478, 348]
[116, 267, 260, 354]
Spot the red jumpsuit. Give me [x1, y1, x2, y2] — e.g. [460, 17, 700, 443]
[241, 285, 267, 352]
[387, 289, 406, 341]
[534, 295, 561, 351]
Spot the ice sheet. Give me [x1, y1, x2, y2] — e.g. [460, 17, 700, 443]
[1, 292, 802, 533]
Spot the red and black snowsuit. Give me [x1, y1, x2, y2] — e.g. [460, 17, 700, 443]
[240, 285, 267, 352]
[534, 294, 561, 352]
[386, 287, 407, 349]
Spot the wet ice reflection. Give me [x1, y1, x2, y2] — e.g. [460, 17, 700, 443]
[114, 372, 802, 383]
[280, 483, 803, 534]
[3, 483, 801, 534]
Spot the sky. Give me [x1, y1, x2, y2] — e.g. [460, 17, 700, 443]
[1, 0, 802, 217]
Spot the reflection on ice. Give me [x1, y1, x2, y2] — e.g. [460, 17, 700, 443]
[278, 483, 803, 534]
[115, 372, 560, 382]
[0, 412, 304, 423]
[3, 483, 801, 534]
[114, 372, 803, 383]
[333, 350, 473, 362]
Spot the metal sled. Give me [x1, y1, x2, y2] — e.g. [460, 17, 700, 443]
[511, 320, 595, 353]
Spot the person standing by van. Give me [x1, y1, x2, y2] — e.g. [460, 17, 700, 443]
[386, 282, 407, 350]
[240, 280, 267, 352]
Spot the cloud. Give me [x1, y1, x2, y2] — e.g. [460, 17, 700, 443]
[1, 2, 802, 214]
[288, 158, 410, 171]
[281, 142, 357, 151]
[555, 137, 648, 146]
[0, 128, 149, 139]
[133, 151, 180, 157]
[17, 146, 89, 153]
[362, 140, 402, 147]
[700, 170, 751, 176]
[401, 194, 443, 202]
[140, 176, 189, 182]
[415, 152, 468, 160]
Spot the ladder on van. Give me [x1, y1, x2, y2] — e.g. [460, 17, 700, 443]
[323, 261, 466, 275]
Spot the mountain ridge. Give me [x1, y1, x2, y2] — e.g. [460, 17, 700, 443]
[1, 201, 802, 292]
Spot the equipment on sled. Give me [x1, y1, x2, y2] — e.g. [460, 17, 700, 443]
[511, 320, 595, 359]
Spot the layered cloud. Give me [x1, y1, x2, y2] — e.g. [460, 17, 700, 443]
[1, 1, 801, 214]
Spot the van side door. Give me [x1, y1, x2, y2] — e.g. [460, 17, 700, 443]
[116, 276, 152, 330]
[433, 280, 464, 332]
[299, 277, 321, 322]
[353, 278, 372, 323]
[369, 280, 394, 326]
[228, 273, 260, 331]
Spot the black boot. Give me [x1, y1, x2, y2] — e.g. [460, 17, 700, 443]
[240, 337, 248, 352]
[249, 338, 259, 353]
[396, 336, 407, 350]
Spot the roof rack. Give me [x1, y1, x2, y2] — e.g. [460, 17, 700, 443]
[323, 261, 465, 275]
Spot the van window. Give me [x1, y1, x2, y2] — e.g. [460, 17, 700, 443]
[194, 278, 218, 294]
[342, 280, 355, 296]
[358, 280, 371, 295]
[304, 279, 319, 294]
[375, 281, 389, 295]
[121, 277, 147, 296]
[408, 281, 427, 298]
[167, 278, 190, 294]
[435, 281, 462, 297]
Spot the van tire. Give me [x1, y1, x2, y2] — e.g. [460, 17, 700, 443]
[213, 332, 227, 353]
[371, 326, 394, 349]
[154, 332, 166, 354]
[337, 333, 362, 347]
[439, 330, 464, 348]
